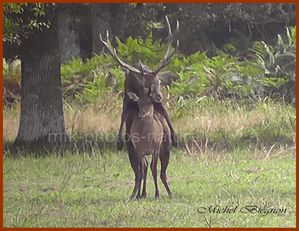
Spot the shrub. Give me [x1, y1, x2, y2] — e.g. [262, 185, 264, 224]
[115, 34, 167, 69]
[3, 27, 296, 106]
[252, 26, 296, 103]
[169, 51, 263, 100]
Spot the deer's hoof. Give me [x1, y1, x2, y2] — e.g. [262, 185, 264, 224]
[171, 133, 178, 148]
[117, 140, 123, 151]
[141, 193, 147, 199]
[129, 195, 137, 201]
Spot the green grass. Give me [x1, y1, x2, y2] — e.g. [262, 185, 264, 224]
[4, 148, 295, 228]
[3, 95, 296, 228]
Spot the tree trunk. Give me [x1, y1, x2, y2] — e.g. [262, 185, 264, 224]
[58, 11, 80, 63]
[109, 4, 126, 44]
[14, 16, 66, 150]
[91, 4, 111, 55]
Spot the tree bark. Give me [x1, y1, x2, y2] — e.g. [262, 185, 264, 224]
[109, 4, 127, 44]
[14, 15, 66, 150]
[58, 11, 80, 63]
[91, 4, 111, 55]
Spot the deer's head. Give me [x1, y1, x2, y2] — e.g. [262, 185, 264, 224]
[127, 90, 154, 118]
[100, 16, 179, 103]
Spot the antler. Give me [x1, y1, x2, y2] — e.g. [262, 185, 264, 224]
[153, 16, 179, 75]
[99, 31, 141, 74]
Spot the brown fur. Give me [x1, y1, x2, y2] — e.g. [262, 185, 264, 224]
[117, 62, 177, 151]
[127, 92, 172, 199]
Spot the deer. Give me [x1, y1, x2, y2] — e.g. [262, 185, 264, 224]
[100, 16, 178, 199]
[127, 87, 172, 199]
[99, 15, 179, 148]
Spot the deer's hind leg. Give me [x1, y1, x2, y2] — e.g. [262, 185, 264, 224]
[154, 103, 178, 148]
[141, 157, 148, 198]
[156, 115, 172, 197]
[160, 142, 172, 197]
[126, 111, 142, 200]
[150, 151, 160, 198]
[130, 156, 142, 200]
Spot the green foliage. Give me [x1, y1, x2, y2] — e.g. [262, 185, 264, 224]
[289, 26, 296, 45]
[61, 57, 87, 78]
[3, 27, 296, 106]
[252, 26, 296, 103]
[169, 51, 263, 100]
[172, 96, 207, 118]
[44, 30, 296, 105]
[3, 59, 21, 80]
[61, 36, 169, 104]
[164, 27, 295, 103]
[222, 43, 237, 55]
[109, 67, 126, 92]
[259, 77, 288, 89]
[252, 41, 266, 57]
[75, 71, 108, 105]
[61, 55, 116, 104]
[61, 55, 114, 79]
[115, 35, 167, 69]
[4, 3, 53, 44]
[3, 3, 27, 43]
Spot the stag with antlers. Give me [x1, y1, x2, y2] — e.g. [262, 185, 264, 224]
[100, 16, 178, 199]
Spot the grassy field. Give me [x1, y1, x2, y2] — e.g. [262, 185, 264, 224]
[3, 98, 296, 227]
[4, 147, 296, 228]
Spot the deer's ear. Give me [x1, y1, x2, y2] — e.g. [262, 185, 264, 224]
[127, 92, 139, 102]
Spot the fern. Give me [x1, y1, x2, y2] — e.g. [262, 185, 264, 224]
[252, 26, 296, 103]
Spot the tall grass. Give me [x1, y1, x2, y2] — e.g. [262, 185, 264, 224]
[4, 94, 295, 154]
